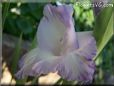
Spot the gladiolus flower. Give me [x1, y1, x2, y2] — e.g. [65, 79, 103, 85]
[15, 4, 97, 82]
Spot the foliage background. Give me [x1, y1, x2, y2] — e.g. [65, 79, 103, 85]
[1, 1, 114, 85]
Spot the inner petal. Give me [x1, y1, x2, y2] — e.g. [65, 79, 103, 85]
[37, 4, 77, 56]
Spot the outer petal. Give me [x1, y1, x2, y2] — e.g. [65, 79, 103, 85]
[15, 48, 58, 79]
[18, 47, 40, 68]
[76, 31, 97, 60]
[31, 57, 60, 76]
[56, 51, 95, 82]
[37, 4, 75, 55]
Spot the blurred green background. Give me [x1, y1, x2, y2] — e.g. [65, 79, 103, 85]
[2, 2, 114, 85]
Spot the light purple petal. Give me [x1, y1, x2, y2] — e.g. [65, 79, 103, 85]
[15, 4, 97, 83]
[18, 48, 40, 68]
[60, 28, 79, 55]
[76, 31, 97, 60]
[53, 4, 73, 28]
[56, 52, 95, 82]
[15, 48, 55, 79]
[31, 57, 60, 76]
[37, 4, 75, 55]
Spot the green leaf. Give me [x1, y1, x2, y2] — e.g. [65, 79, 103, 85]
[2, 2, 10, 29]
[11, 33, 22, 74]
[28, 3, 43, 20]
[29, 36, 37, 50]
[55, 78, 77, 85]
[93, 7, 113, 59]
[16, 18, 33, 34]
[31, 77, 38, 85]
[16, 77, 27, 85]
[10, 34, 28, 84]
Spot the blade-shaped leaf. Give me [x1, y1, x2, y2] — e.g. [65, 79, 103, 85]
[16, 18, 33, 34]
[2, 2, 10, 29]
[55, 78, 63, 85]
[31, 77, 38, 85]
[11, 33, 22, 74]
[93, 6, 113, 59]
[11, 34, 28, 84]
[16, 77, 27, 85]
[29, 36, 37, 50]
